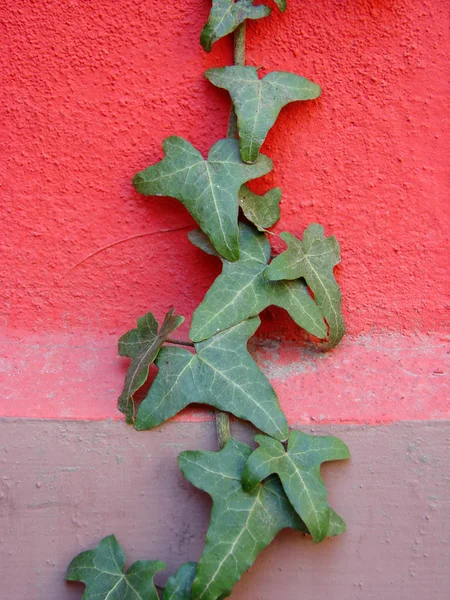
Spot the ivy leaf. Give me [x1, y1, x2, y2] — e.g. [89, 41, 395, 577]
[188, 229, 219, 257]
[178, 438, 307, 600]
[118, 309, 184, 424]
[239, 185, 281, 230]
[242, 431, 350, 543]
[200, 1, 270, 53]
[327, 509, 347, 537]
[65, 534, 165, 599]
[163, 562, 197, 600]
[189, 223, 327, 343]
[265, 224, 345, 348]
[205, 67, 321, 163]
[273, 0, 287, 11]
[135, 317, 288, 441]
[133, 137, 272, 262]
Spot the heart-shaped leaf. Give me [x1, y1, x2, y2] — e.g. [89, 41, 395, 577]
[189, 223, 327, 343]
[118, 309, 184, 423]
[265, 224, 344, 348]
[163, 562, 197, 600]
[65, 534, 165, 599]
[205, 67, 321, 162]
[239, 184, 281, 230]
[242, 431, 350, 542]
[178, 438, 307, 600]
[135, 317, 288, 441]
[133, 137, 272, 262]
[201, 1, 270, 53]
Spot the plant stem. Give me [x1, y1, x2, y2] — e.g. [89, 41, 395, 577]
[216, 410, 231, 451]
[216, 23, 247, 451]
[226, 22, 246, 138]
[234, 21, 246, 66]
[166, 338, 195, 347]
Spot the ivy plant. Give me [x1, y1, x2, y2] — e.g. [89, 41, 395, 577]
[67, 2, 349, 598]
[205, 67, 321, 163]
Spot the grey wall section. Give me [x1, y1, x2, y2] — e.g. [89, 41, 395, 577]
[0, 419, 449, 600]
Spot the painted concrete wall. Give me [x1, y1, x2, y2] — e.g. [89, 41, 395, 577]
[0, 0, 449, 598]
[1, 420, 449, 599]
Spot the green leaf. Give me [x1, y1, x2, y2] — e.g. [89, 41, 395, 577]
[242, 431, 350, 543]
[205, 67, 321, 163]
[178, 438, 307, 600]
[265, 224, 345, 348]
[133, 137, 272, 262]
[118, 309, 184, 424]
[273, 0, 287, 11]
[65, 534, 165, 599]
[163, 562, 197, 600]
[327, 509, 347, 537]
[188, 229, 219, 257]
[200, 1, 270, 53]
[135, 317, 288, 441]
[189, 223, 327, 343]
[239, 184, 281, 230]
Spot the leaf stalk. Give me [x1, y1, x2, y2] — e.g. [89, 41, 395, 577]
[227, 23, 246, 138]
[166, 338, 195, 348]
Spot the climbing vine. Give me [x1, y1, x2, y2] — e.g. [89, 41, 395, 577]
[66, 2, 350, 598]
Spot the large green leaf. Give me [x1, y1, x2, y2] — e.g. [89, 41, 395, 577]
[65, 534, 165, 599]
[239, 184, 281, 230]
[135, 317, 288, 441]
[163, 562, 197, 600]
[189, 223, 327, 343]
[133, 137, 272, 262]
[205, 67, 321, 163]
[178, 438, 307, 600]
[265, 224, 345, 348]
[118, 309, 184, 423]
[242, 431, 350, 543]
[200, 1, 270, 53]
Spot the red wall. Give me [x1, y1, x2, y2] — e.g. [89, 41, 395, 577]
[1, 1, 449, 422]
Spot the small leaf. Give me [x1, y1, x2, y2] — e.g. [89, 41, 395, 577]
[239, 185, 281, 230]
[188, 229, 218, 257]
[190, 223, 327, 343]
[118, 309, 184, 423]
[163, 562, 197, 600]
[200, 1, 270, 53]
[242, 431, 350, 543]
[135, 317, 288, 441]
[273, 0, 287, 11]
[178, 438, 307, 600]
[327, 509, 347, 537]
[205, 67, 321, 163]
[65, 534, 165, 599]
[133, 137, 272, 261]
[265, 224, 345, 348]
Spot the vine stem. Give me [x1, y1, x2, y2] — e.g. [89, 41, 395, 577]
[216, 22, 246, 451]
[226, 23, 246, 138]
[166, 338, 195, 347]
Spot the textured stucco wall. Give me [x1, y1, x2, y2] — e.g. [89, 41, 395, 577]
[0, 2, 449, 598]
[1, 0, 448, 335]
[0, 0, 448, 422]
